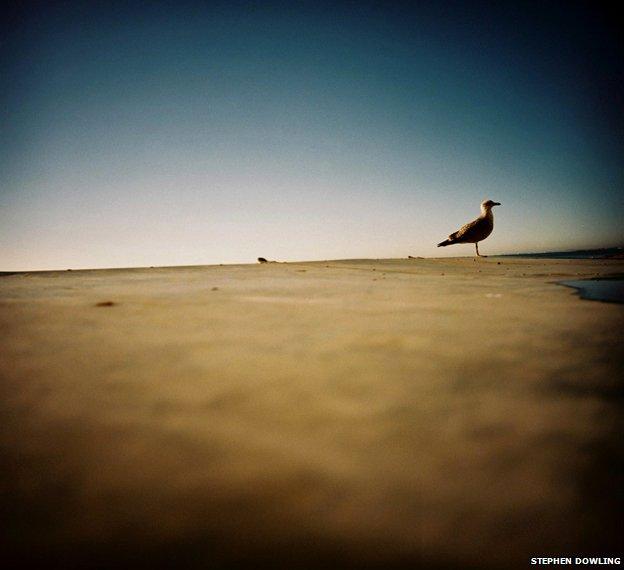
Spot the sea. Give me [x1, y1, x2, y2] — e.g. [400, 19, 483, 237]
[502, 248, 624, 304]
[500, 247, 623, 260]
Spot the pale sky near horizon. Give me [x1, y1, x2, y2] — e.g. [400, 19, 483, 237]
[1, 1, 622, 270]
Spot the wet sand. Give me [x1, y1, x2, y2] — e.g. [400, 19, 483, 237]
[1, 257, 623, 568]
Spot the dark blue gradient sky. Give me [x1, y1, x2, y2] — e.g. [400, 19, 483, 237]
[2, 1, 622, 269]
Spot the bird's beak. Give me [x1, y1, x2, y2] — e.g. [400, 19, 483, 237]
[493, 202, 501, 206]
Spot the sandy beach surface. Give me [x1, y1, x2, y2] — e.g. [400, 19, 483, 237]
[1, 257, 623, 569]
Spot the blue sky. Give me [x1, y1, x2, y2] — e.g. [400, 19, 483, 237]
[1, 1, 622, 269]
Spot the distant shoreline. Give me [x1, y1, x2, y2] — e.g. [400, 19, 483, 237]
[497, 246, 623, 259]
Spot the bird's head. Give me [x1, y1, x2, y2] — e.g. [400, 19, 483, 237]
[481, 199, 501, 213]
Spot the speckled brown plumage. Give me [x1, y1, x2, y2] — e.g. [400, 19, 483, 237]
[437, 200, 501, 256]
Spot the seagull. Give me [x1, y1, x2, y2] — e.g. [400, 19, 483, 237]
[437, 200, 501, 257]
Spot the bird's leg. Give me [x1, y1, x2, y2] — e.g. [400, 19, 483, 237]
[475, 243, 480, 257]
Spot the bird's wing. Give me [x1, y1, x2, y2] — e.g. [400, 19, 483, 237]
[449, 217, 482, 241]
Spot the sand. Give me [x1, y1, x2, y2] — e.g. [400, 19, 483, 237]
[1, 257, 623, 568]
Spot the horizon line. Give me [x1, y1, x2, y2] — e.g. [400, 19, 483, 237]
[2, 246, 622, 274]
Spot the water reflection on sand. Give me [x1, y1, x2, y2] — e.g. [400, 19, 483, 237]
[560, 278, 624, 304]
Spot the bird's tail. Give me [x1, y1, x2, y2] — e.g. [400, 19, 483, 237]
[437, 239, 453, 247]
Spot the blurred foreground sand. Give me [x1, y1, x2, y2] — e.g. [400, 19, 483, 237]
[1, 257, 623, 568]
